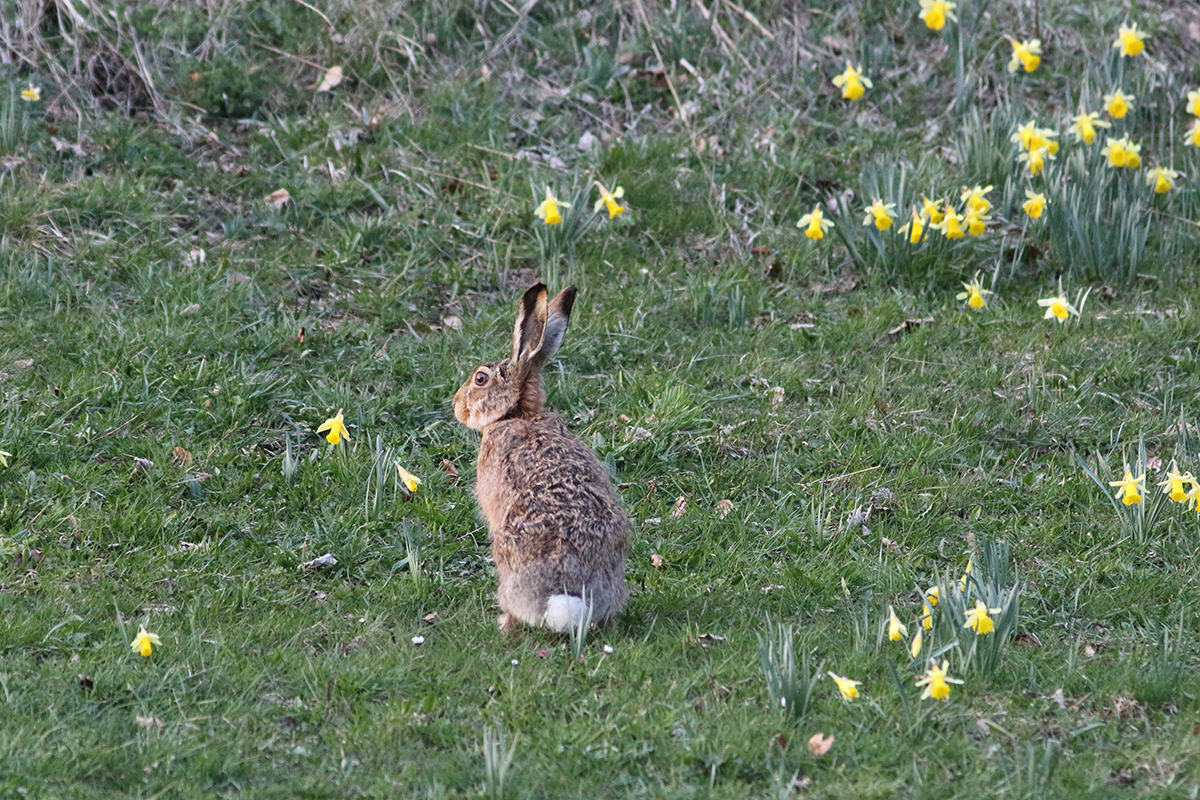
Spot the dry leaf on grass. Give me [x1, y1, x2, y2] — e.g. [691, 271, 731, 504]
[302, 552, 338, 571]
[315, 65, 343, 92]
[174, 446, 192, 466]
[265, 188, 291, 210]
[807, 732, 834, 756]
[713, 499, 733, 518]
[650, 553, 664, 569]
[671, 496, 688, 518]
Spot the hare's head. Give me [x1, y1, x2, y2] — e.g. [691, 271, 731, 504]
[454, 283, 576, 430]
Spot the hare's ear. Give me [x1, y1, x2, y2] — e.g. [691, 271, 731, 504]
[511, 283, 548, 362]
[526, 285, 576, 368]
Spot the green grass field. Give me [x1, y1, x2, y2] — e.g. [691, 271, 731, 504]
[2, 0, 1200, 796]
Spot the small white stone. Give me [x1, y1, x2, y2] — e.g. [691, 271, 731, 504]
[511, 659, 519, 666]
[603, 644, 613, 654]
[411, 635, 425, 645]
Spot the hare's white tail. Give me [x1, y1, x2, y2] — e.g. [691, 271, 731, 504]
[543, 594, 589, 633]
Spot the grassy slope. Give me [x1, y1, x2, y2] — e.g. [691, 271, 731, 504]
[1, 0, 1200, 796]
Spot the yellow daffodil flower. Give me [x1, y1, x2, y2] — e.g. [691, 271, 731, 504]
[1006, 38, 1042, 73]
[900, 210, 926, 244]
[1112, 22, 1148, 57]
[1022, 190, 1048, 219]
[956, 273, 994, 308]
[1185, 120, 1200, 148]
[1017, 147, 1049, 176]
[130, 625, 162, 657]
[916, 659, 962, 700]
[1187, 90, 1200, 117]
[1187, 478, 1200, 514]
[0, 450, 11, 468]
[964, 599, 1002, 634]
[921, 600, 934, 630]
[832, 62, 872, 100]
[797, 205, 833, 240]
[396, 463, 422, 493]
[964, 207, 989, 236]
[1011, 120, 1038, 150]
[21, 84, 41, 102]
[1036, 293, 1079, 322]
[1146, 166, 1180, 194]
[535, 187, 570, 225]
[862, 198, 896, 230]
[921, 196, 946, 223]
[926, 586, 940, 607]
[919, 0, 957, 31]
[887, 605, 908, 641]
[1068, 112, 1110, 145]
[934, 205, 965, 239]
[959, 557, 973, 592]
[593, 182, 625, 219]
[910, 628, 923, 658]
[317, 409, 351, 445]
[1109, 468, 1145, 505]
[1104, 89, 1134, 119]
[1158, 461, 1190, 503]
[961, 185, 993, 214]
[1011, 121, 1057, 153]
[827, 671, 861, 700]
[1102, 136, 1141, 168]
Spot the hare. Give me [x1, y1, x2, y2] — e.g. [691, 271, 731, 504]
[453, 284, 629, 633]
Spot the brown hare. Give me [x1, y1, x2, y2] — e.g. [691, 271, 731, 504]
[453, 284, 629, 633]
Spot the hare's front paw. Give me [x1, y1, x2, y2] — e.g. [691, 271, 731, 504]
[497, 612, 518, 634]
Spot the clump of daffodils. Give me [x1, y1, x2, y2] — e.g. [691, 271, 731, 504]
[797, 205, 833, 240]
[1006, 37, 1041, 73]
[833, 62, 871, 101]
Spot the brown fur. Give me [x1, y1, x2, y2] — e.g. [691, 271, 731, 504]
[453, 284, 630, 631]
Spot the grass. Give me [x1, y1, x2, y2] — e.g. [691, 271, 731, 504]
[2, 0, 1200, 796]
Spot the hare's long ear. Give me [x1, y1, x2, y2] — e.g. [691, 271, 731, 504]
[511, 283, 548, 362]
[525, 285, 576, 368]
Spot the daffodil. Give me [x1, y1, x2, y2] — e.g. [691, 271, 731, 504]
[0, 450, 10, 468]
[910, 628, 923, 658]
[1185, 120, 1200, 148]
[1104, 89, 1134, 119]
[956, 273, 993, 308]
[964, 207, 989, 236]
[1188, 90, 1200, 117]
[921, 600, 934, 630]
[832, 62, 872, 100]
[317, 409, 351, 445]
[961, 185, 993, 214]
[1108, 468, 1145, 505]
[918, 0, 957, 31]
[534, 187, 570, 225]
[916, 659, 962, 700]
[1006, 38, 1041, 73]
[1112, 22, 1148, 57]
[926, 586, 940, 607]
[900, 210, 926, 244]
[862, 198, 896, 230]
[963, 599, 1002, 634]
[1158, 461, 1190, 503]
[396, 462, 422, 493]
[797, 205, 833, 240]
[921, 196, 946, 223]
[827, 671, 861, 700]
[1022, 190, 1048, 219]
[1037, 293, 1079, 322]
[1011, 121, 1057, 153]
[1017, 147, 1049, 176]
[20, 84, 40, 102]
[1068, 112, 1110, 145]
[130, 625, 162, 657]
[959, 557, 973, 592]
[1187, 478, 1200, 514]
[934, 205, 965, 239]
[1102, 136, 1141, 168]
[887, 605, 907, 641]
[1146, 166, 1180, 194]
[593, 182, 625, 219]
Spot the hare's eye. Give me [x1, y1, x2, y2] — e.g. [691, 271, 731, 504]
[474, 371, 489, 386]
